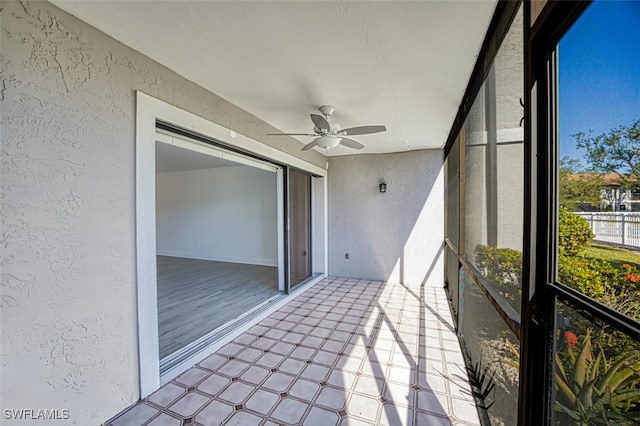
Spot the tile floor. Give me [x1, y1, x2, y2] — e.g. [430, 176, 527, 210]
[106, 277, 480, 426]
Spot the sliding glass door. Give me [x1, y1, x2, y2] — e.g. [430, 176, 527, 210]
[288, 168, 312, 288]
[525, 1, 640, 424]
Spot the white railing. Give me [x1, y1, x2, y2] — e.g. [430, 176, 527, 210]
[575, 212, 640, 248]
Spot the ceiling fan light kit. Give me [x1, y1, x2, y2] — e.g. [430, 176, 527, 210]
[315, 135, 341, 149]
[267, 106, 387, 152]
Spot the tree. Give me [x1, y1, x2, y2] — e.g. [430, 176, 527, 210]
[559, 157, 604, 211]
[574, 118, 640, 192]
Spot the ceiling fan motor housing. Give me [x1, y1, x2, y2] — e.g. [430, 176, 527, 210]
[319, 105, 335, 117]
[313, 123, 340, 134]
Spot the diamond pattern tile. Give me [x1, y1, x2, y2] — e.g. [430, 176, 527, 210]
[173, 368, 209, 387]
[147, 383, 185, 407]
[167, 392, 209, 416]
[218, 359, 250, 377]
[271, 398, 309, 424]
[348, 393, 380, 422]
[225, 411, 262, 426]
[110, 403, 158, 426]
[316, 386, 348, 410]
[236, 347, 262, 363]
[194, 400, 233, 424]
[218, 382, 254, 404]
[379, 402, 414, 426]
[354, 375, 384, 396]
[289, 378, 320, 400]
[245, 389, 279, 415]
[104, 278, 479, 425]
[198, 353, 226, 371]
[262, 372, 295, 392]
[146, 413, 181, 426]
[301, 363, 330, 382]
[305, 406, 340, 426]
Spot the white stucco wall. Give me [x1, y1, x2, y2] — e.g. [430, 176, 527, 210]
[328, 151, 444, 286]
[156, 166, 278, 266]
[0, 1, 323, 424]
[494, 6, 524, 252]
[497, 143, 524, 251]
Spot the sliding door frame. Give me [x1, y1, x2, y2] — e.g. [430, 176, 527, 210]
[287, 167, 314, 290]
[523, 1, 640, 424]
[135, 92, 327, 398]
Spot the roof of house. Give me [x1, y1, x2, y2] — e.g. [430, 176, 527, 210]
[568, 173, 637, 187]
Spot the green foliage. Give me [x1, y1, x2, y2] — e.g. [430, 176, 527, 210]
[558, 259, 640, 354]
[555, 329, 640, 425]
[472, 213, 640, 423]
[559, 157, 606, 211]
[575, 118, 640, 192]
[474, 245, 522, 312]
[559, 207, 594, 257]
[584, 243, 640, 271]
[556, 211, 640, 321]
[558, 256, 621, 300]
[475, 211, 639, 320]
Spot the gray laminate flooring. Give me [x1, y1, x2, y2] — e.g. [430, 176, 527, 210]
[157, 256, 279, 359]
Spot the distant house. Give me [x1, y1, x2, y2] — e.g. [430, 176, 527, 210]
[568, 173, 640, 212]
[598, 174, 640, 212]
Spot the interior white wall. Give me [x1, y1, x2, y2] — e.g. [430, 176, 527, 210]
[156, 166, 278, 266]
[328, 150, 444, 286]
[1, 1, 325, 424]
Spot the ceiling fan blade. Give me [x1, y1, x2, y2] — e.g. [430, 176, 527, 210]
[340, 125, 387, 136]
[301, 139, 319, 151]
[267, 133, 317, 136]
[310, 114, 331, 132]
[339, 137, 365, 150]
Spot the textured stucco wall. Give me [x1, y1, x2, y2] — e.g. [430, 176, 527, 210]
[497, 143, 524, 250]
[464, 87, 488, 260]
[328, 151, 444, 286]
[462, 4, 524, 260]
[494, 7, 524, 132]
[495, 6, 524, 252]
[0, 1, 323, 424]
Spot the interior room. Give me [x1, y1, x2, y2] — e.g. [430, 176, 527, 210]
[155, 139, 280, 359]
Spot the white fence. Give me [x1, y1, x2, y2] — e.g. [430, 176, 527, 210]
[575, 212, 640, 248]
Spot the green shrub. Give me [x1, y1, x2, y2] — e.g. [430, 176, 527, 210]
[474, 245, 522, 311]
[559, 207, 595, 257]
[558, 256, 621, 300]
[471, 210, 640, 424]
[558, 257, 640, 322]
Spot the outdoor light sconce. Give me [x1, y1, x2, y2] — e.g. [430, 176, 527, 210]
[379, 181, 387, 193]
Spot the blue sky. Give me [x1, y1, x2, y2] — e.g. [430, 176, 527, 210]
[558, 0, 640, 166]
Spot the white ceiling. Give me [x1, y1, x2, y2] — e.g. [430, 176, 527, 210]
[52, 0, 496, 156]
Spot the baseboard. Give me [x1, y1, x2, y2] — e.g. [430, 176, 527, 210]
[156, 249, 277, 267]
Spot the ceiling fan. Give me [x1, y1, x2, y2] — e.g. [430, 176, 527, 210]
[268, 106, 386, 151]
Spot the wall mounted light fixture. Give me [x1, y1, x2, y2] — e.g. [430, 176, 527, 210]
[379, 181, 387, 193]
